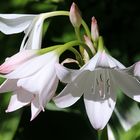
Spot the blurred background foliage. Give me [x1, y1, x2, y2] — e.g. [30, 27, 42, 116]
[0, 0, 140, 140]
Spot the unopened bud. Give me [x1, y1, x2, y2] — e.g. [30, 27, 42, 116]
[83, 35, 96, 62]
[84, 35, 96, 54]
[91, 16, 99, 41]
[69, 2, 82, 28]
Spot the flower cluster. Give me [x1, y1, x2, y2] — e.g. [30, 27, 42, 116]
[0, 3, 140, 130]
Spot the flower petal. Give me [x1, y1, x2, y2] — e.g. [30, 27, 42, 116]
[112, 69, 140, 102]
[20, 16, 44, 50]
[55, 63, 80, 83]
[0, 79, 17, 93]
[30, 95, 42, 121]
[53, 70, 90, 108]
[0, 14, 35, 34]
[107, 54, 125, 69]
[82, 51, 101, 71]
[84, 69, 116, 130]
[39, 74, 58, 108]
[0, 50, 37, 74]
[6, 88, 33, 112]
[17, 56, 58, 94]
[5, 52, 58, 79]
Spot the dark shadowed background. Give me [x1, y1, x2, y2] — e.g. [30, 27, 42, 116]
[0, 0, 140, 140]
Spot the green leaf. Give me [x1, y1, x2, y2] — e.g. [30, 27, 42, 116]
[0, 93, 22, 140]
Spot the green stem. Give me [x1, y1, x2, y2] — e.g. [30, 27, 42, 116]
[75, 27, 81, 42]
[41, 11, 69, 19]
[68, 47, 84, 66]
[38, 44, 63, 55]
[38, 40, 93, 59]
[58, 40, 93, 58]
[81, 20, 91, 38]
[98, 36, 104, 51]
[98, 130, 102, 140]
[41, 11, 91, 39]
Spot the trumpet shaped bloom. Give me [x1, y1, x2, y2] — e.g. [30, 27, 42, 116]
[54, 50, 140, 130]
[0, 50, 59, 120]
[0, 14, 44, 50]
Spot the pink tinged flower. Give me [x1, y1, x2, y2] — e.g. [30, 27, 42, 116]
[54, 50, 140, 130]
[91, 17, 99, 41]
[0, 14, 36, 34]
[83, 35, 96, 62]
[69, 2, 82, 28]
[0, 51, 59, 120]
[0, 50, 37, 74]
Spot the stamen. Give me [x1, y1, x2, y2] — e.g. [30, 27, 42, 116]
[98, 73, 105, 99]
[106, 79, 111, 95]
[96, 78, 99, 85]
[100, 74, 103, 81]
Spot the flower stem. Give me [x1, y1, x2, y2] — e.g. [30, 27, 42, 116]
[98, 36, 104, 51]
[38, 40, 93, 59]
[68, 47, 84, 66]
[81, 20, 91, 38]
[41, 11, 91, 38]
[57, 40, 93, 59]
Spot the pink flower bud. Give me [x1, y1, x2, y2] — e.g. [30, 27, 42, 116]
[91, 16, 99, 41]
[83, 35, 96, 62]
[84, 35, 96, 54]
[69, 2, 82, 28]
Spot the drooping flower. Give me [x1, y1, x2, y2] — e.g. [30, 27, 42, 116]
[0, 50, 59, 120]
[53, 38, 140, 130]
[0, 14, 44, 50]
[0, 14, 36, 35]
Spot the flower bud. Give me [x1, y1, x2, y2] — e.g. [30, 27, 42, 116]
[91, 16, 99, 41]
[69, 2, 82, 28]
[84, 35, 96, 54]
[83, 35, 96, 62]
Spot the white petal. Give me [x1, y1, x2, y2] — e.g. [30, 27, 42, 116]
[82, 51, 101, 71]
[0, 79, 17, 93]
[39, 74, 58, 108]
[55, 63, 80, 83]
[53, 70, 90, 108]
[30, 95, 42, 121]
[17, 57, 58, 94]
[6, 88, 33, 112]
[20, 16, 44, 50]
[107, 54, 125, 69]
[84, 70, 116, 130]
[5, 52, 58, 79]
[0, 50, 37, 74]
[0, 14, 36, 34]
[112, 69, 140, 102]
[107, 125, 116, 140]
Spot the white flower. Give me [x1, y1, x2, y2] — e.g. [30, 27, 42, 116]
[0, 50, 59, 120]
[0, 14, 35, 34]
[0, 14, 44, 50]
[54, 50, 140, 130]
